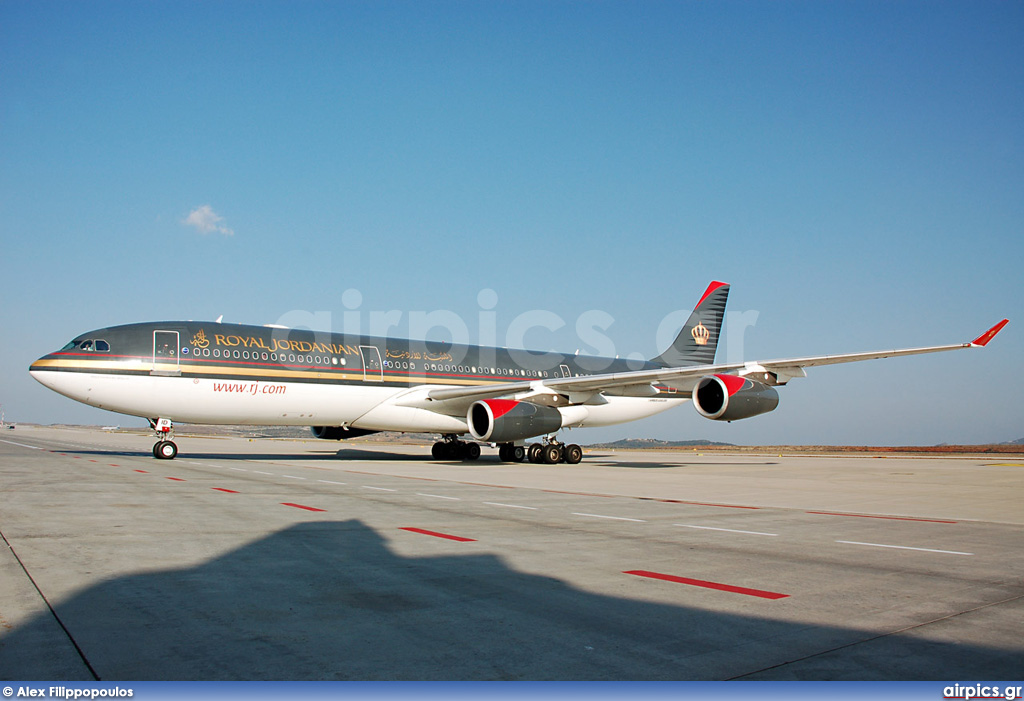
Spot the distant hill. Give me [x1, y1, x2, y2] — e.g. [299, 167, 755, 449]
[1006, 438, 1024, 445]
[585, 438, 735, 449]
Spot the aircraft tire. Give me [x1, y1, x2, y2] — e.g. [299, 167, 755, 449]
[431, 442, 446, 460]
[512, 445, 526, 462]
[564, 444, 583, 464]
[463, 442, 481, 461]
[528, 443, 543, 463]
[154, 440, 178, 460]
[542, 444, 561, 464]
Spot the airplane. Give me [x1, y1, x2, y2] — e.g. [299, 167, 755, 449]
[29, 282, 1008, 463]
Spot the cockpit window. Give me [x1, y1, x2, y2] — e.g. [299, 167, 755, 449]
[60, 339, 109, 352]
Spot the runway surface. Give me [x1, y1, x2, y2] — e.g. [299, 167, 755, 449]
[1, 426, 1022, 680]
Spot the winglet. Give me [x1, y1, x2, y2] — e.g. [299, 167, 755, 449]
[971, 319, 1009, 347]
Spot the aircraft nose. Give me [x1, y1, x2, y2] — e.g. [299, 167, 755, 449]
[29, 354, 64, 391]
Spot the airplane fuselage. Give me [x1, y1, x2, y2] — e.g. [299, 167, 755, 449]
[29, 321, 685, 434]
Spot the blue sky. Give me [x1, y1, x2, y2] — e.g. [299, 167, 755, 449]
[1, 0, 1021, 444]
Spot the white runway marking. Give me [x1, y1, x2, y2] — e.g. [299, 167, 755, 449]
[253, 471, 273, 476]
[676, 524, 778, 536]
[418, 493, 460, 500]
[281, 475, 306, 480]
[0, 439, 43, 450]
[484, 502, 538, 510]
[318, 480, 347, 486]
[837, 540, 973, 556]
[362, 486, 396, 492]
[573, 512, 646, 523]
[229, 467, 248, 472]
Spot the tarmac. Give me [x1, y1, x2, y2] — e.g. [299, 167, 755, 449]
[1, 425, 1022, 680]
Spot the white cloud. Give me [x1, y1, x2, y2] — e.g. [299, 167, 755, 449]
[183, 205, 234, 236]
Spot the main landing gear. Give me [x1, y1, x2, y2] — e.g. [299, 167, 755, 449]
[150, 418, 178, 460]
[526, 438, 583, 465]
[431, 435, 482, 461]
[429, 434, 584, 464]
[429, 436, 527, 463]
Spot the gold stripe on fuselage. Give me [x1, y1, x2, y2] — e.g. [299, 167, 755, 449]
[29, 357, 498, 387]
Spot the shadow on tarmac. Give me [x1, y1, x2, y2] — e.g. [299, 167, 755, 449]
[2, 520, 1020, 681]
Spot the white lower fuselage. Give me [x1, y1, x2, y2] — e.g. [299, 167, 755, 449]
[30, 369, 687, 435]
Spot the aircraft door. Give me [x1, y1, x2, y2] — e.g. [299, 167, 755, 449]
[359, 346, 382, 382]
[559, 364, 572, 378]
[153, 330, 180, 375]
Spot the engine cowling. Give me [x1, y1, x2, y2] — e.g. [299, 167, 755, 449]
[310, 426, 379, 440]
[692, 374, 779, 422]
[468, 399, 563, 443]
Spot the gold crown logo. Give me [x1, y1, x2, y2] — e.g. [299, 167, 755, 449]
[691, 322, 710, 346]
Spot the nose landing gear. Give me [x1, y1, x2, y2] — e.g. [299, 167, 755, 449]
[149, 418, 178, 460]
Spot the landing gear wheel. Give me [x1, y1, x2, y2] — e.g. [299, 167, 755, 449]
[528, 443, 543, 464]
[564, 444, 583, 464]
[463, 442, 481, 461]
[512, 445, 526, 462]
[154, 440, 178, 460]
[431, 442, 447, 460]
[542, 444, 562, 464]
[498, 444, 511, 462]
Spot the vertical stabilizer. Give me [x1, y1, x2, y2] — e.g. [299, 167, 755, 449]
[650, 281, 730, 367]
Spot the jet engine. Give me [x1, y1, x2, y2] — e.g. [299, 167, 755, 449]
[310, 426, 379, 440]
[692, 374, 779, 422]
[468, 399, 563, 443]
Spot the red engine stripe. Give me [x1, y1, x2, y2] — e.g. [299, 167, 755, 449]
[715, 373, 747, 396]
[483, 398, 520, 419]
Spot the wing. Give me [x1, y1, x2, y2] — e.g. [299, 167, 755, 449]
[417, 319, 1009, 412]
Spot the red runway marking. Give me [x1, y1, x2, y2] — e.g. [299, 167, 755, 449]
[134, 470, 149, 473]
[677, 500, 759, 509]
[807, 510, 956, 524]
[166, 477, 186, 482]
[89, 459, 98, 463]
[543, 489, 614, 498]
[109, 464, 120, 467]
[212, 488, 240, 493]
[400, 527, 477, 542]
[625, 570, 789, 600]
[281, 502, 327, 512]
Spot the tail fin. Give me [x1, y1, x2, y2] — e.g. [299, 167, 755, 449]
[650, 281, 730, 367]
